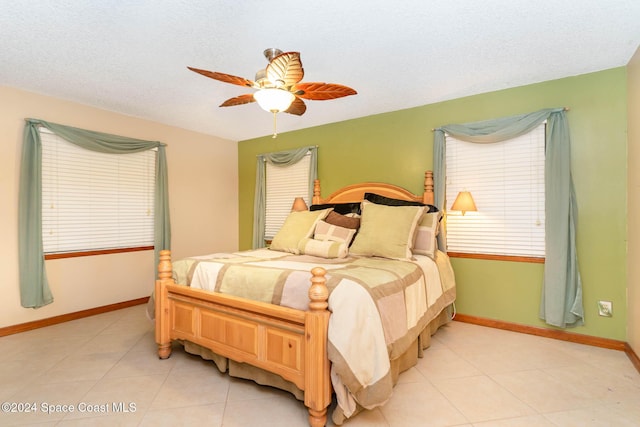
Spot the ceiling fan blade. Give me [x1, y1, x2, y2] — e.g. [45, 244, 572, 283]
[187, 66, 256, 88]
[292, 82, 357, 100]
[266, 52, 304, 87]
[284, 97, 307, 116]
[219, 94, 256, 107]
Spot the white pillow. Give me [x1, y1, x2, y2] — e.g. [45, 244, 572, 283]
[298, 238, 348, 259]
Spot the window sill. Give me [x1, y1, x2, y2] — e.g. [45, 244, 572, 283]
[44, 246, 154, 260]
[447, 252, 544, 264]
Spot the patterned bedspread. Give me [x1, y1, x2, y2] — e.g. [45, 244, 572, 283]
[170, 248, 456, 417]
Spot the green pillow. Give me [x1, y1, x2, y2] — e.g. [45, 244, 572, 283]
[270, 208, 332, 254]
[350, 201, 425, 260]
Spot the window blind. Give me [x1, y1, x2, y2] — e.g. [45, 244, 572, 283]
[445, 124, 545, 257]
[41, 129, 156, 254]
[264, 153, 311, 239]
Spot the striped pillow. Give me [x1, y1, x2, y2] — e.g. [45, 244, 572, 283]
[298, 238, 348, 259]
[314, 220, 357, 245]
[413, 211, 441, 258]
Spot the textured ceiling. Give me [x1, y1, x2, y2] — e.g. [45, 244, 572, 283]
[2, 1, 639, 141]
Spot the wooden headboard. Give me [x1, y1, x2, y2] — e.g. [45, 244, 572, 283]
[312, 171, 434, 206]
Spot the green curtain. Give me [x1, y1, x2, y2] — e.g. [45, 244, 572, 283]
[252, 146, 317, 248]
[433, 108, 583, 328]
[18, 118, 171, 308]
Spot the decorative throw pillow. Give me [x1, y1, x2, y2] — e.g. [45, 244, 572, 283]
[324, 210, 361, 230]
[270, 208, 332, 254]
[298, 238, 348, 259]
[349, 200, 425, 260]
[310, 202, 361, 215]
[413, 211, 441, 258]
[314, 220, 357, 245]
[364, 192, 439, 213]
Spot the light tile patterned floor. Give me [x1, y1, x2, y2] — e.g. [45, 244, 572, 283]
[1, 305, 639, 426]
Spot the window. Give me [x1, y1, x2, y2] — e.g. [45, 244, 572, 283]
[264, 153, 311, 240]
[40, 129, 156, 256]
[445, 123, 545, 259]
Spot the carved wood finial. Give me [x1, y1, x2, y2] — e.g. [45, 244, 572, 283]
[158, 249, 172, 280]
[313, 179, 321, 205]
[308, 267, 328, 312]
[424, 171, 434, 205]
[424, 171, 434, 193]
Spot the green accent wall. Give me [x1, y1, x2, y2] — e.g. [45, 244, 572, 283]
[238, 67, 628, 341]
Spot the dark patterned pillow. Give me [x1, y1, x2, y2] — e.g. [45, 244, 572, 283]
[310, 202, 361, 215]
[364, 193, 438, 213]
[324, 211, 360, 230]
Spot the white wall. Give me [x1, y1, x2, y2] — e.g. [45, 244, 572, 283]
[0, 86, 238, 328]
[628, 47, 640, 355]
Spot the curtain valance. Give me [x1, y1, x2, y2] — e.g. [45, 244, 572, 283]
[18, 119, 171, 308]
[252, 146, 318, 248]
[433, 108, 583, 328]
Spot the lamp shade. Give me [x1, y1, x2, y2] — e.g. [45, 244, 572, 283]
[451, 191, 477, 215]
[253, 88, 295, 113]
[291, 197, 308, 212]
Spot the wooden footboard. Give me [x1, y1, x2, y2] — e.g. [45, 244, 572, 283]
[155, 250, 331, 427]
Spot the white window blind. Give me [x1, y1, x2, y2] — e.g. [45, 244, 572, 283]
[41, 129, 156, 254]
[445, 123, 545, 257]
[264, 153, 311, 239]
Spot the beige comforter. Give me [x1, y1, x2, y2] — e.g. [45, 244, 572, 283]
[166, 248, 456, 419]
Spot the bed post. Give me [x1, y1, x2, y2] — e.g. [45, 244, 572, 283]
[155, 249, 173, 359]
[423, 171, 434, 205]
[305, 267, 331, 427]
[312, 179, 321, 205]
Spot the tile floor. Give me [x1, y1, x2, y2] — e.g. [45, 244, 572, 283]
[1, 304, 639, 426]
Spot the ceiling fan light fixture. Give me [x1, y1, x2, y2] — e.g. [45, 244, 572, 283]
[253, 88, 295, 113]
[187, 48, 356, 138]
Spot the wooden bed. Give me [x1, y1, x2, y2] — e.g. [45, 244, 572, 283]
[155, 171, 438, 427]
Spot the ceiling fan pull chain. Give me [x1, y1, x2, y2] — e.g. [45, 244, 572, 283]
[272, 111, 278, 138]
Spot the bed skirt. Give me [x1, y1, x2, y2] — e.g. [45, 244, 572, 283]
[177, 305, 453, 424]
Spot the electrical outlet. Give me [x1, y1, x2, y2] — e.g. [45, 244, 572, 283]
[597, 300, 612, 317]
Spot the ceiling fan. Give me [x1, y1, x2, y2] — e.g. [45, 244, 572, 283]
[188, 48, 357, 137]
